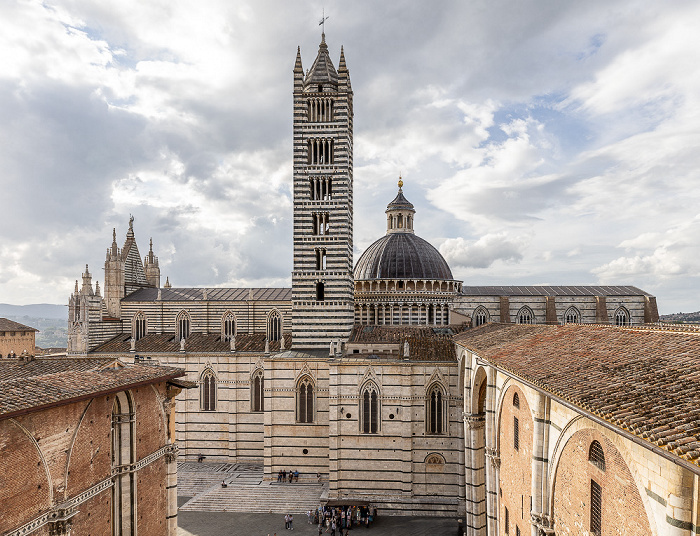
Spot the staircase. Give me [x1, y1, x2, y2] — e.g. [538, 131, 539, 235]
[178, 463, 325, 514]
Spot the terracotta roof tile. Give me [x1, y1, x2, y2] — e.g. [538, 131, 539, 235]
[350, 324, 469, 361]
[0, 357, 184, 418]
[0, 318, 38, 332]
[455, 323, 700, 466]
[92, 332, 292, 354]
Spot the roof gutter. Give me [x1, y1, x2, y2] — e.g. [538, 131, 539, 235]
[470, 354, 700, 477]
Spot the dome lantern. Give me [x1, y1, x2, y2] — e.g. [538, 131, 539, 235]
[385, 176, 416, 234]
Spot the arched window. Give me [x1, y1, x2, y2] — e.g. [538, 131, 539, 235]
[200, 369, 216, 411]
[176, 311, 191, 341]
[564, 306, 580, 324]
[473, 307, 489, 327]
[297, 376, 315, 423]
[513, 392, 520, 408]
[132, 312, 146, 341]
[516, 307, 534, 325]
[267, 310, 282, 342]
[221, 312, 235, 341]
[589, 440, 606, 471]
[591, 479, 602, 535]
[614, 307, 630, 326]
[426, 383, 445, 435]
[111, 391, 134, 535]
[251, 369, 264, 412]
[361, 382, 379, 434]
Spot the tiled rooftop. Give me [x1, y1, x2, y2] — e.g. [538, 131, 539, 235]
[455, 323, 700, 465]
[0, 357, 184, 418]
[0, 318, 38, 332]
[123, 287, 292, 302]
[349, 324, 469, 362]
[460, 285, 649, 297]
[92, 332, 292, 354]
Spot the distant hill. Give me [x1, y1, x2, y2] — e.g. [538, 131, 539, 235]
[660, 311, 700, 323]
[0, 304, 67, 348]
[0, 303, 66, 320]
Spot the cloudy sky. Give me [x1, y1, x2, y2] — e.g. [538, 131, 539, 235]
[1, 1, 699, 313]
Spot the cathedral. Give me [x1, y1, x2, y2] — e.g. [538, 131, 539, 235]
[65, 32, 681, 524]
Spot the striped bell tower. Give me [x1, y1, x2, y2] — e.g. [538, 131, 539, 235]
[291, 33, 354, 349]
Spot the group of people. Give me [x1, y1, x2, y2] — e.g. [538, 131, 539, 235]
[277, 469, 299, 483]
[306, 504, 376, 534]
[284, 514, 294, 530]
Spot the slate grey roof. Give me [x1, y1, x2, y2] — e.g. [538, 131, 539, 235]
[460, 285, 651, 297]
[354, 233, 454, 281]
[303, 34, 338, 90]
[386, 189, 414, 211]
[123, 287, 292, 302]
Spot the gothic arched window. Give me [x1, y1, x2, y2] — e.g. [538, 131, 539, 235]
[133, 312, 147, 341]
[473, 307, 489, 327]
[516, 306, 534, 325]
[513, 392, 520, 409]
[251, 369, 264, 412]
[426, 383, 446, 435]
[614, 307, 630, 326]
[267, 310, 281, 342]
[297, 376, 315, 423]
[361, 382, 380, 434]
[200, 369, 216, 411]
[564, 306, 581, 324]
[222, 312, 235, 341]
[589, 440, 606, 471]
[176, 311, 191, 341]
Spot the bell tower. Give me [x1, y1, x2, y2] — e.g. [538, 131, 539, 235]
[291, 34, 354, 349]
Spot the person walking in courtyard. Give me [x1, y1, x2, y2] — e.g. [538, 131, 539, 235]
[289, 514, 293, 530]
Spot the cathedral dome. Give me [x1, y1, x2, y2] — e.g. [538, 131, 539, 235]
[354, 232, 453, 280]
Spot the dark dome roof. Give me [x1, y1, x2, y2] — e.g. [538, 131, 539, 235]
[354, 233, 453, 281]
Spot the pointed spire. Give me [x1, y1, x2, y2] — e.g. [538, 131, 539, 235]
[338, 46, 347, 72]
[164, 276, 171, 289]
[95, 280, 101, 297]
[294, 46, 303, 72]
[74, 280, 79, 294]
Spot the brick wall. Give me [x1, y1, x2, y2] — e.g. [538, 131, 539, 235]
[553, 429, 651, 535]
[0, 330, 36, 357]
[499, 385, 532, 536]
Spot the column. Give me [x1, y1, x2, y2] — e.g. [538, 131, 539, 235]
[464, 412, 487, 536]
[485, 366, 499, 535]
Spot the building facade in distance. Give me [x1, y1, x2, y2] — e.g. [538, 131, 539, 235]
[0, 317, 38, 358]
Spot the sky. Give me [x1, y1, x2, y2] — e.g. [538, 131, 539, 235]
[1, 0, 699, 314]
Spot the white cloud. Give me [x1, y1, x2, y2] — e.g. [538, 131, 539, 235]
[440, 234, 525, 270]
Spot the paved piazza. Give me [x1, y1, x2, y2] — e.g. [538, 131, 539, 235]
[177, 462, 461, 536]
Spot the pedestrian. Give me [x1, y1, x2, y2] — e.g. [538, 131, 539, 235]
[284, 514, 289, 530]
[282, 469, 286, 482]
[294, 469, 299, 482]
[289, 514, 294, 530]
[289, 470, 293, 483]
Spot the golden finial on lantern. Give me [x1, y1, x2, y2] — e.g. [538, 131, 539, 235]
[398, 175, 403, 189]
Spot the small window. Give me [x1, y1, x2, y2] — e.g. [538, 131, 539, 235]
[176, 311, 191, 341]
[513, 416, 519, 451]
[267, 310, 281, 342]
[251, 369, 264, 412]
[516, 526, 521, 536]
[316, 282, 325, 301]
[398, 281, 404, 289]
[564, 306, 580, 324]
[590, 479, 602, 535]
[222, 312, 235, 341]
[133, 312, 146, 341]
[513, 392, 520, 409]
[588, 440, 606, 471]
[318, 84, 322, 92]
[614, 307, 630, 326]
[473, 307, 489, 327]
[316, 249, 327, 270]
[505, 507, 509, 534]
[517, 306, 534, 324]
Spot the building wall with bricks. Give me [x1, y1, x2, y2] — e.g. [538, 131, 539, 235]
[0, 380, 179, 536]
[457, 341, 700, 536]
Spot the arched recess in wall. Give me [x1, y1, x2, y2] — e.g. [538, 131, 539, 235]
[563, 306, 581, 324]
[251, 368, 264, 412]
[360, 381, 380, 434]
[547, 419, 658, 536]
[426, 382, 447, 435]
[112, 390, 135, 536]
[296, 375, 315, 423]
[471, 366, 488, 415]
[200, 368, 217, 412]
